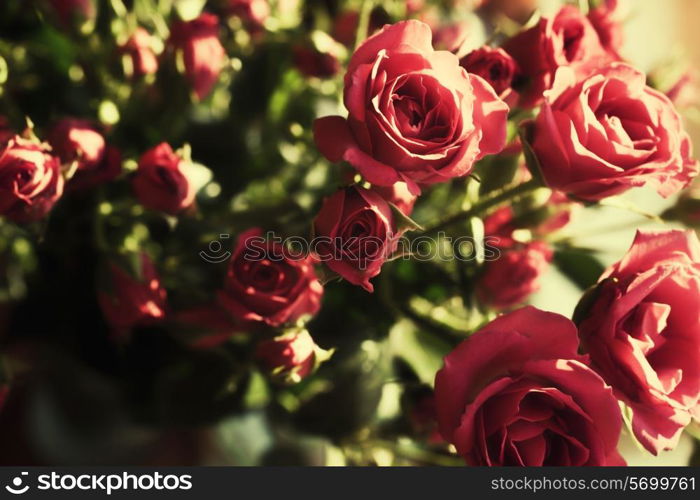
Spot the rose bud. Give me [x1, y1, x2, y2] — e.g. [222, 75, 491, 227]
[217, 228, 323, 327]
[314, 21, 508, 195]
[132, 142, 195, 215]
[169, 13, 226, 100]
[478, 0, 539, 24]
[431, 21, 474, 55]
[331, 8, 391, 47]
[256, 330, 319, 383]
[47, 0, 97, 31]
[0, 135, 64, 223]
[477, 241, 553, 308]
[435, 306, 625, 466]
[460, 46, 520, 107]
[120, 28, 159, 78]
[292, 44, 341, 79]
[527, 63, 699, 201]
[97, 252, 167, 334]
[47, 118, 121, 190]
[575, 230, 700, 454]
[370, 181, 417, 216]
[227, 0, 270, 29]
[588, 0, 626, 58]
[503, 6, 612, 108]
[313, 185, 398, 293]
[665, 70, 699, 111]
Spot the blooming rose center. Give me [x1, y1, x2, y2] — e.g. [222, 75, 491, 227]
[391, 74, 451, 142]
[561, 22, 584, 62]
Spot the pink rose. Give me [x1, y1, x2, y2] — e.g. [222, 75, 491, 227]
[527, 63, 699, 201]
[47, 118, 121, 190]
[218, 228, 323, 326]
[477, 241, 552, 308]
[228, 0, 270, 29]
[120, 27, 159, 78]
[460, 46, 520, 107]
[576, 230, 700, 454]
[256, 330, 318, 382]
[435, 306, 625, 466]
[169, 13, 226, 100]
[314, 20, 508, 195]
[0, 135, 64, 223]
[292, 44, 341, 79]
[313, 185, 398, 292]
[132, 143, 195, 215]
[98, 253, 167, 334]
[588, 0, 626, 58]
[503, 6, 611, 108]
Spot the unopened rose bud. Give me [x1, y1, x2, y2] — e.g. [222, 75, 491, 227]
[47, 118, 121, 190]
[169, 13, 226, 100]
[97, 252, 167, 336]
[120, 28, 159, 78]
[132, 143, 196, 215]
[47, 0, 97, 32]
[477, 240, 553, 308]
[256, 330, 319, 383]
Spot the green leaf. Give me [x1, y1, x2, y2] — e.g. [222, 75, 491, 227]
[554, 248, 606, 290]
[390, 203, 424, 232]
[519, 123, 546, 186]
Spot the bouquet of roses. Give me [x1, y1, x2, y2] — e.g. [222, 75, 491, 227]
[0, 0, 699, 466]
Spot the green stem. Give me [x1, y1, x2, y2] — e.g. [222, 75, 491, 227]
[354, 0, 373, 51]
[420, 178, 540, 237]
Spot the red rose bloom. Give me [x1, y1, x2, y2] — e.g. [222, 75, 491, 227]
[314, 20, 509, 195]
[256, 330, 318, 382]
[460, 46, 519, 106]
[218, 228, 323, 327]
[370, 181, 417, 216]
[132, 143, 195, 215]
[431, 21, 474, 55]
[503, 6, 611, 108]
[98, 253, 167, 333]
[48, 0, 96, 28]
[0, 136, 64, 223]
[292, 45, 341, 79]
[576, 230, 700, 454]
[47, 118, 121, 190]
[477, 241, 553, 308]
[169, 13, 226, 100]
[588, 0, 625, 58]
[120, 27, 159, 77]
[528, 63, 699, 201]
[228, 0, 269, 29]
[313, 185, 397, 292]
[435, 306, 625, 466]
